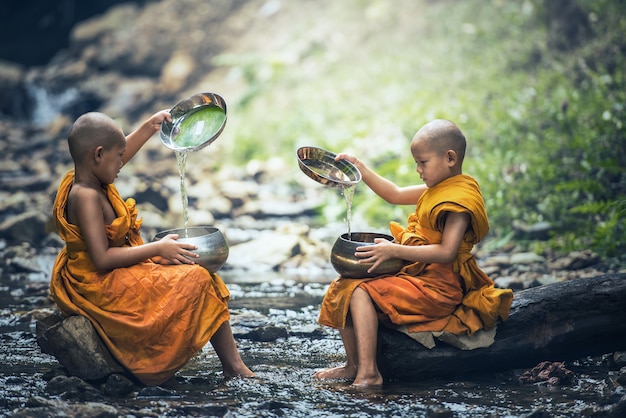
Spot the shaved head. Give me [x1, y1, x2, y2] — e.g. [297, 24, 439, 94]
[68, 112, 125, 163]
[412, 119, 466, 162]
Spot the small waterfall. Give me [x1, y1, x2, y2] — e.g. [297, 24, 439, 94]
[25, 81, 79, 127]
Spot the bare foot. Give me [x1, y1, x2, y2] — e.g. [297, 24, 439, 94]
[223, 362, 256, 378]
[350, 377, 383, 389]
[313, 365, 357, 380]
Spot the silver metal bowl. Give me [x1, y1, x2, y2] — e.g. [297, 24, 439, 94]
[153, 226, 229, 273]
[330, 232, 405, 278]
[296, 146, 361, 189]
[160, 92, 227, 152]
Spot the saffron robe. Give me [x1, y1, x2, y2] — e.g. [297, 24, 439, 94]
[318, 174, 513, 338]
[50, 170, 231, 385]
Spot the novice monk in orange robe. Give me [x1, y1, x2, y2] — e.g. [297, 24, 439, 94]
[315, 119, 513, 388]
[50, 111, 254, 386]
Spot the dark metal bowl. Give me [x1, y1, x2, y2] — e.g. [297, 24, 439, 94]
[330, 232, 405, 278]
[160, 92, 227, 152]
[153, 226, 229, 273]
[296, 146, 361, 189]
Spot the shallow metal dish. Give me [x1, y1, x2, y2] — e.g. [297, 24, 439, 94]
[330, 232, 405, 278]
[153, 226, 229, 273]
[296, 146, 361, 189]
[160, 92, 227, 152]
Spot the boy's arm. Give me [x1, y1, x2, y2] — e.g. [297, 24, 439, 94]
[122, 110, 171, 165]
[73, 187, 197, 271]
[335, 153, 426, 205]
[356, 211, 470, 272]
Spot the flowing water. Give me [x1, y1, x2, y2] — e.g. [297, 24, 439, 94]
[0, 263, 622, 417]
[176, 150, 190, 237]
[342, 185, 356, 239]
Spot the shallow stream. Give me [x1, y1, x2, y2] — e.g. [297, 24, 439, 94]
[0, 258, 623, 417]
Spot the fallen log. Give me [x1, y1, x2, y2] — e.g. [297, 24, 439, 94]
[378, 273, 626, 381]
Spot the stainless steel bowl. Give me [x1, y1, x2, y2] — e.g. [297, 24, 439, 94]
[160, 92, 227, 152]
[330, 232, 405, 278]
[296, 146, 361, 189]
[153, 226, 229, 273]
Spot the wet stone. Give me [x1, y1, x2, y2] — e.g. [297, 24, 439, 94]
[103, 373, 136, 397]
[18, 396, 120, 418]
[137, 385, 182, 399]
[244, 325, 289, 342]
[427, 406, 455, 418]
[617, 367, 626, 386]
[510, 252, 546, 265]
[36, 314, 128, 382]
[614, 351, 626, 366]
[45, 375, 104, 402]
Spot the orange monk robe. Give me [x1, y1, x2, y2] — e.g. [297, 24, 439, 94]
[318, 174, 513, 338]
[50, 170, 231, 385]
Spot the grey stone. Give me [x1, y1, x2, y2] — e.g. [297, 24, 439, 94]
[36, 314, 128, 382]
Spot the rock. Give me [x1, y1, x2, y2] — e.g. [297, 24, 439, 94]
[0, 60, 30, 119]
[240, 199, 320, 218]
[480, 254, 511, 267]
[14, 395, 122, 418]
[548, 250, 600, 270]
[45, 375, 103, 402]
[613, 351, 626, 366]
[245, 325, 289, 342]
[518, 361, 576, 386]
[493, 276, 522, 289]
[606, 395, 626, 418]
[136, 386, 180, 399]
[0, 210, 48, 244]
[512, 221, 552, 241]
[226, 231, 302, 271]
[160, 51, 196, 94]
[36, 314, 129, 383]
[103, 373, 136, 397]
[509, 252, 546, 265]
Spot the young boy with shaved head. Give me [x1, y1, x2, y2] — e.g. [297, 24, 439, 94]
[315, 119, 513, 388]
[51, 111, 253, 385]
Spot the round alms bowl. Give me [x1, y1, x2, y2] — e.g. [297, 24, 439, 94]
[296, 146, 361, 189]
[160, 92, 228, 152]
[153, 226, 229, 273]
[330, 232, 405, 278]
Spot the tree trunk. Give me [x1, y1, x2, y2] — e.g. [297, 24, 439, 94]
[378, 273, 626, 381]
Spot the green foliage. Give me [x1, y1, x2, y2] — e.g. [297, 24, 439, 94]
[212, 0, 625, 263]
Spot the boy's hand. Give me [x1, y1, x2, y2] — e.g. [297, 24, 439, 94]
[355, 238, 395, 273]
[147, 110, 172, 131]
[156, 234, 199, 265]
[335, 153, 359, 165]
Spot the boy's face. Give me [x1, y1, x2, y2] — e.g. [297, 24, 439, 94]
[95, 136, 126, 185]
[410, 136, 454, 188]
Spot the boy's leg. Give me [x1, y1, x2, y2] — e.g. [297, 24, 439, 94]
[314, 314, 358, 380]
[349, 287, 383, 387]
[210, 321, 255, 377]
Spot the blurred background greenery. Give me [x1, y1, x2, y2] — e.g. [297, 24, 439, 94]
[215, 0, 625, 265]
[2, 0, 623, 265]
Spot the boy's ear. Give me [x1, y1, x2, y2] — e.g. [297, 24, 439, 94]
[94, 145, 104, 161]
[446, 150, 457, 165]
